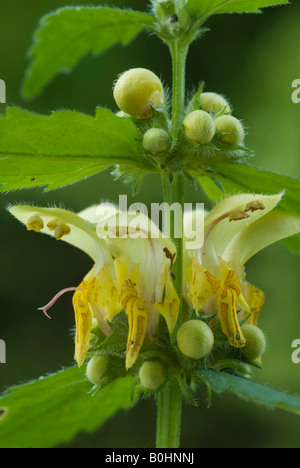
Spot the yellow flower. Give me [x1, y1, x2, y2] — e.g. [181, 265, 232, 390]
[9, 192, 300, 368]
[10, 203, 179, 370]
[184, 193, 300, 348]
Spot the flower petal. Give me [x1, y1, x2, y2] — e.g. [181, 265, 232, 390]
[217, 259, 246, 348]
[119, 277, 148, 370]
[98, 209, 177, 304]
[216, 287, 245, 348]
[224, 210, 300, 275]
[243, 282, 265, 326]
[188, 260, 221, 313]
[73, 291, 93, 367]
[85, 263, 119, 322]
[202, 194, 282, 275]
[9, 204, 110, 272]
[153, 270, 180, 333]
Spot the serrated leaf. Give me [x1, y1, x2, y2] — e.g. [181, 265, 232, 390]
[187, 0, 289, 19]
[206, 163, 300, 214]
[0, 107, 153, 191]
[196, 369, 300, 415]
[22, 7, 155, 99]
[0, 366, 135, 448]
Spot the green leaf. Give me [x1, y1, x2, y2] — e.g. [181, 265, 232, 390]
[22, 7, 155, 99]
[0, 107, 153, 191]
[200, 163, 300, 214]
[187, 0, 289, 20]
[0, 366, 135, 448]
[196, 369, 300, 415]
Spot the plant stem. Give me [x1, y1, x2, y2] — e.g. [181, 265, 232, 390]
[155, 35, 189, 449]
[169, 39, 189, 142]
[156, 379, 183, 448]
[161, 172, 185, 307]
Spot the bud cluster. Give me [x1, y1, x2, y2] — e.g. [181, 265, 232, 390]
[86, 315, 267, 394]
[113, 67, 249, 176]
[183, 92, 245, 147]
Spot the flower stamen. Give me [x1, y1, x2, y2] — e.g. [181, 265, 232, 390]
[26, 215, 44, 233]
[47, 219, 71, 240]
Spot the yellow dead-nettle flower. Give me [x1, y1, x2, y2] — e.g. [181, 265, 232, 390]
[183, 193, 300, 348]
[9, 204, 179, 370]
[9, 193, 300, 369]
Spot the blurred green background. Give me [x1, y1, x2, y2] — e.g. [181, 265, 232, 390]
[0, 0, 300, 448]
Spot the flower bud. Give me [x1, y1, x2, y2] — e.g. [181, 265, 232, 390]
[139, 361, 166, 390]
[215, 115, 245, 145]
[177, 320, 214, 360]
[143, 128, 170, 155]
[200, 92, 231, 115]
[113, 68, 164, 119]
[86, 355, 108, 386]
[241, 324, 266, 361]
[183, 110, 215, 145]
[154, 0, 175, 22]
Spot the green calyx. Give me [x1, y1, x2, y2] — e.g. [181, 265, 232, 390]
[139, 360, 167, 390]
[241, 325, 267, 361]
[177, 320, 214, 360]
[86, 355, 109, 386]
[143, 128, 170, 155]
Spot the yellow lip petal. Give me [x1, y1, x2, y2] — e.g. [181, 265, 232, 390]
[217, 287, 246, 348]
[119, 279, 148, 370]
[153, 271, 180, 333]
[85, 262, 119, 322]
[188, 259, 221, 313]
[73, 291, 93, 367]
[244, 283, 265, 326]
[217, 259, 245, 347]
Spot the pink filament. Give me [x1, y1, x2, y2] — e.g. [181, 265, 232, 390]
[38, 287, 83, 319]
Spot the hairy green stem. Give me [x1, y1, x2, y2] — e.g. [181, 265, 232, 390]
[156, 379, 183, 448]
[155, 34, 189, 449]
[169, 39, 189, 142]
[161, 172, 185, 305]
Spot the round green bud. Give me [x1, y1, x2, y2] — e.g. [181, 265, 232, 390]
[215, 115, 245, 145]
[177, 320, 214, 360]
[183, 110, 215, 145]
[241, 324, 267, 361]
[139, 361, 166, 390]
[86, 355, 108, 386]
[113, 68, 164, 119]
[143, 128, 170, 155]
[200, 92, 231, 115]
